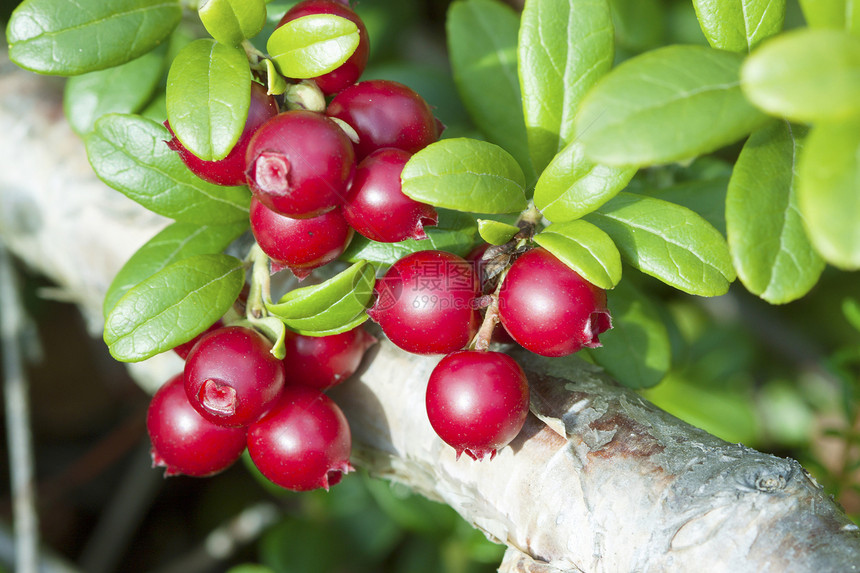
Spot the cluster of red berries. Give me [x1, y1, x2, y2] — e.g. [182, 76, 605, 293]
[147, 323, 376, 489]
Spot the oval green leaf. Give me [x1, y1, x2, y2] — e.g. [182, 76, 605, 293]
[534, 220, 622, 290]
[267, 14, 359, 79]
[585, 192, 736, 296]
[534, 139, 637, 223]
[797, 120, 860, 270]
[477, 219, 519, 246]
[85, 113, 251, 223]
[266, 261, 375, 335]
[640, 176, 729, 236]
[104, 254, 245, 362]
[447, 0, 535, 183]
[166, 39, 251, 161]
[576, 45, 768, 167]
[103, 221, 248, 318]
[799, 0, 860, 32]
[401, 138, 527, 214]
[692, 0, 785, 52]
[7, 0, 181, 75]
[741, 28, 860, 123]
[608, 0, 664, 53]
[519, 0, 614, 174]
[727, 121, 824, 303]
[199, 0, 267, 45]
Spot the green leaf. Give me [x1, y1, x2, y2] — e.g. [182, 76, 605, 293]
[587, 279, 670, 389]
[797, 120, 860, 270]
[534, 220, 622, 289]
[85, 114, 251, 223]
[727, 121, 824, 304]
[264, 59, 288, 95]
[799, 0, 860, 32]
[199, 0, 267, 45]
[692, 0, 785, 52]
[166, 39, 251, 161]
[639, 176, 729, 236]
[534, 139, 637, 223]
[586, 192, 736, 296]
[64, 48, 166, 135]
[741, 28, 860, 123]
[104, 254, 245, 362]
[6, 0, 181, 75]
[608, 0, 664, 53]
[447, 0, 535, 183]
[477, 219, 520, 246]
[401, 138, 527, 214]
[843, 298, 860, 334]
[576, 45, 768, 167]
[103, 221, 248, 318]
[267, 14, 359, 79]
[518, 0, 614, 173]
[266, 261, 375, 336]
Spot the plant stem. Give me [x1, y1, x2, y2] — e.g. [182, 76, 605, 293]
[246, 243, 272, 320]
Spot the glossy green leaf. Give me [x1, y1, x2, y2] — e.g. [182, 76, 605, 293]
[447, 0, 535, 183]
[266, 261, 375, 335]
[608, 0, 664, 52]
[741, 28, 860, 123]
[104, 254, 245, 362]
[534, 220, 622, 289]
[401, 138, 527, 214]
[199, 0, 267, 45]
[586, 192, 736, 296]
[85, 114, 251, 223]
[264, 59, 288, 95]
[692, 0, 785, 52]
[534, 140, 637, 223]
[103, 221, 248, 318]
[165, 39, 251, 161]
[267, 14, 359, 79]
[6, 0, 181, 75]
[519, 0, 614, 173]
[576, 45, 768, 167]
[640, 176, 729, 236]
[64, 48, 165, 135]
[727, 121, 824, 304]
[243, 317, 287, 360]
[587, 280, 670, 389]
[797, 120, 860, 270]
[477, 219, 520, 246]
[799, 0, 860, 32]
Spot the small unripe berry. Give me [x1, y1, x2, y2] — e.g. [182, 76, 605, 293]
[283, 327, 377, 390]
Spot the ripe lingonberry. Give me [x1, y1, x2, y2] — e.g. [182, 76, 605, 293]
[326, 80, 444, 160]
[184, 326, 286, 427]
[147, 373, 247, 477]
[247, 385, 353, 491]
[498, 247, 611, 357]
[172, 320, 223, 360]
[277, 0, 369, 95]
[367, 250, 480, 355]
[165, 82, 278, 186]
[425, 350, 529, 461]
[342, 148, 438, 242]
[245, 110, 355, 218]
[283, 327, 377, 390]
[249, 197, 353, 279]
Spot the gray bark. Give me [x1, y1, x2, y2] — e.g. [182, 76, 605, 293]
[1, 51, 859, 573]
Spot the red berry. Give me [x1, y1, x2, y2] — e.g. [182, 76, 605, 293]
[367, 250, 480, 354]
[245, 110, 355, 218]
[184, 326, 286, 427]
[166, 82, 278, 186]
[498, 248, 611, 357]
[277, 0, 369, 95]
[249, 197, 353, 280]
[327, 80, 444, 160]
[282, 327, 377, 390]
[147, 373, 247, 477]
[172, 320, 224, 360]
[342, 148, 437, 242]
[425, 350, 529, 461]
[247, 385, 353, 491]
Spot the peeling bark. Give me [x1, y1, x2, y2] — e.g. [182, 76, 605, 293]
[1, 53, 859, 572]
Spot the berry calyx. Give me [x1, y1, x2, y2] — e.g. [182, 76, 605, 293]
[247, 385, 353, 491]
[367, 250, 480, 355]
[165, 82, 278, 186]
[147, 373, 247, 477]
[249, 197, 353, 280]
[425, 350, 529, 461]
[342, 148, 438, 242]
[326, 80, 444, 160]
[498, 247, 611, 357]
[184, 326, 286, 427]
[283, 327, 377, 390]
[245, 110, 355, 218]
